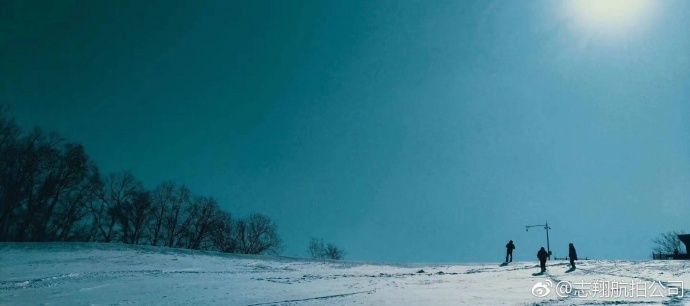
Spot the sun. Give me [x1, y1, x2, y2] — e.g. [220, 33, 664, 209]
[574, 0, 647, 26]
[566, 0, 658, 37]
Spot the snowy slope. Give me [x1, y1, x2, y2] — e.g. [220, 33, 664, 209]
[1, 243, 689, 305]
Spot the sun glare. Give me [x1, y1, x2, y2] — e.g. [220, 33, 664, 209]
[567, 0, 657, 37]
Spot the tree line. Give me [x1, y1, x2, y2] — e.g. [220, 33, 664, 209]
[308, 237, 346, 260]
[0, 106, 282, 255]
[652, 230, 686, 255]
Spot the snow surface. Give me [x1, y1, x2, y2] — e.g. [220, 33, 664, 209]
[1, 243, 689, 305]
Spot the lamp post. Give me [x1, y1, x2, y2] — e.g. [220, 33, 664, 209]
[526, 221, 551, 259]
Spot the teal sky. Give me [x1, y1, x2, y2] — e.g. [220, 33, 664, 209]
[2, 0, 689, 263]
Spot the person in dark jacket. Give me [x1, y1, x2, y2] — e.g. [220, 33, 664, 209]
[568, 243, 578, 269]
[505, 240, 515, 262]
[537, 247, 549, 273]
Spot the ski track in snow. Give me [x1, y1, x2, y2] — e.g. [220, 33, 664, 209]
[1, 243, 689, 305]
[245, 289, 378, 306]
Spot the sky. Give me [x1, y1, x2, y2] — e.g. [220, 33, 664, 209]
[2, 0, 689, 263]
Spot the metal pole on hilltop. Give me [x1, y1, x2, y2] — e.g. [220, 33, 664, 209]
[545, 221, 551, 259]
[526, 221, 552, 260]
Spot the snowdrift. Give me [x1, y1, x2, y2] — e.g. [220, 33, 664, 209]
[1, 243, 689, 305]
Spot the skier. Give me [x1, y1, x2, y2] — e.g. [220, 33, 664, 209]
[537, 247, 549, 273]
[568, 243, 578, 269]
[505, 240, 515, 262]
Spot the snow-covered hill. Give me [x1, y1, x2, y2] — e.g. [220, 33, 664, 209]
[1, 243, 689, 305]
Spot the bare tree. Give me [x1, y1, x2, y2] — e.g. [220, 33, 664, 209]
[0, 105, 20, 158]
[308, 237, 326, 259]
[0, 107, 98, 243]
[325, 243, 347, 260]
[235, 213, 282, 255]
[208, 211, 235, 253]
[163, 185, 191, 248]
[0, 123, 92, 242]
[90, 171, 141, 242]
[0, 106, 21, 237]
[184, 196, 219, 250]
[44, 161, 100, 242]
[5, 128, 63, 241]
[149, 182, 174, 246]
[31, 143, 95, 241]
[308, 237, 346, 260]
[117, 190, 152, 244]
[653, 230, 686, 254]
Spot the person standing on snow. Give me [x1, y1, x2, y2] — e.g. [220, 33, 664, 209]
[505, 240, 515, 262]
[537, 247, 549, 273]
[568, 243, 578, 269]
